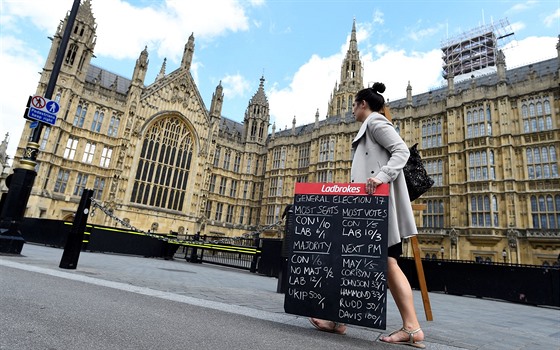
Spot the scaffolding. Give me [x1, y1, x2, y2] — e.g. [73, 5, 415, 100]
[441, 18, 514, 79]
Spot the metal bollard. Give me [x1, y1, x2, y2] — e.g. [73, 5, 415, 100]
[250, 232, 261, 273]
[277, 205, 293, 293]
[189, 232, 202, 263]
[60, 189, 93, 269]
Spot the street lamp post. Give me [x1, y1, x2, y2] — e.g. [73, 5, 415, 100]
[0, 0, 81, 254]
[440, 246, 445, 260]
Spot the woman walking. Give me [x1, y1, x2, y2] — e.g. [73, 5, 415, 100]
[310, 82, 425, 348]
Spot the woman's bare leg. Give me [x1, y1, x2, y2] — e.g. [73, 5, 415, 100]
[380, 257, 425, 343]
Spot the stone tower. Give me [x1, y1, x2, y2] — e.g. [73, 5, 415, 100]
[41, 0, 97, 92]
[327, 19, 364, 117]
[243, 76, 269, 145]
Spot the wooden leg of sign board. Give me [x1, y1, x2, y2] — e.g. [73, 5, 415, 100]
[410, 235, 433, 321]
[410, 203, 433, 321]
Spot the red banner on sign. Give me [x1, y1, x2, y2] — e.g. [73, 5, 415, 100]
[294, 182, 389, 196]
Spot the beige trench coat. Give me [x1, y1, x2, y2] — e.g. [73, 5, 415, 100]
[350, 112, 418, 247]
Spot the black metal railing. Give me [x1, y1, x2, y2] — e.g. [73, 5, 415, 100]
[176, 239, 261, 271]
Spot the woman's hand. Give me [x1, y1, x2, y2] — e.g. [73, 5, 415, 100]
[366, 177, 382, 195]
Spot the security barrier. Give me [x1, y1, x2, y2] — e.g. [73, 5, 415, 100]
[19, 218, 263, 273]
[398, 258, 560, 307]
[177, 237, 261, 271]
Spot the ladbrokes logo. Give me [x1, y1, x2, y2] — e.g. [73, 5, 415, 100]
[320, 184, 361, 193]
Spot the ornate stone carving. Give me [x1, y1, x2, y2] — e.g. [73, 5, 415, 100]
[507, 228, 519, 248]
[449, 228, 458, 246]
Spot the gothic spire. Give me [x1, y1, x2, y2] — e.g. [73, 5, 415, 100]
[244, 76, 269, 145]
[138, 46, 149, 68]
[210, 80, 224, 119]
[249, 75, 268, 106]
[76, 0, 95, 23]
[181, 33, 195, 70]
[156, 58, 167, 81]
[327, 19, 364, 117]
[349, 18, 358, 53]
[132, 46, 149, 84]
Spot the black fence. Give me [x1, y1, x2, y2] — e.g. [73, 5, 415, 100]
[18, 218, 276, 274]
[20, 218, 167, 257]
[398, 258, 560, 307]
[175, 235, 262, 272]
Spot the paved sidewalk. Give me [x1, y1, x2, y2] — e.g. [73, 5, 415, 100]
[1, 244, 559, 349]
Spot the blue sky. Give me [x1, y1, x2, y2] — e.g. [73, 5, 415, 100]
[1, 0, 558, 160]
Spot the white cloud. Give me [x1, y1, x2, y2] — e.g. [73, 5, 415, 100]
[92, 0, 251, 63]
[373, 44, 390, 57]
[355, 26, 372, 45]
[2, 0, 252, 64]
[93, 2, 172, 60]
[268, 29, 557, 134]
[507, 0, 538, 13]
[0, 36, 45, 163]
[268, 53, 342, 131]
[222, 74, 251, 99]
[267, 32, 444, 132]
[363, 49, 444, 102]
[503, 36, 558, 68]
[509, 21, 527, 34]
[372, 10, 384, 25]
[0, 0, 74, 33]
[408, 23, 445, 42]
[543, 9, 560, 28]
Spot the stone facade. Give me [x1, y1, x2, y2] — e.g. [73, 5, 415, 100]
[10, 1, 560, 265]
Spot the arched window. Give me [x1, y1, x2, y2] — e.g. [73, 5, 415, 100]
[250, 121, 257, 140]
[73, 103, 87, 127]
[107, 114, 120, 137]
[65, 43, 78, 65]
[91, 110, 104, 132]
[130, 115, 194, 211]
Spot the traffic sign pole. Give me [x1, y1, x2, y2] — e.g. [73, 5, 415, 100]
[0, 0, 81, 254]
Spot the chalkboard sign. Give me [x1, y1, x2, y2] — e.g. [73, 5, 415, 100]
[284, 182, 389, 330]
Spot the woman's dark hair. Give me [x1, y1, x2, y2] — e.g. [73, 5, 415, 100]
[355, 82, 386, 112]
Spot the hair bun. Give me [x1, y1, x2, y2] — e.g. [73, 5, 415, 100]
[372, 82, 386, 94]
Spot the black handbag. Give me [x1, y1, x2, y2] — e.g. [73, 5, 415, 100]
[403, 143, 434, 201]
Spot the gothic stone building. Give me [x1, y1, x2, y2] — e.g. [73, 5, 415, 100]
[12, 1, 560, 266]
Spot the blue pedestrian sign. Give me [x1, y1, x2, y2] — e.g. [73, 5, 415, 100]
[46, 100, 60, 114]
[27, 95, 59, 125]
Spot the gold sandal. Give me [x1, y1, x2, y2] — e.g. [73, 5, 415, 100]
[309, 318, 347, 335]
[380, 327, 425, 348]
